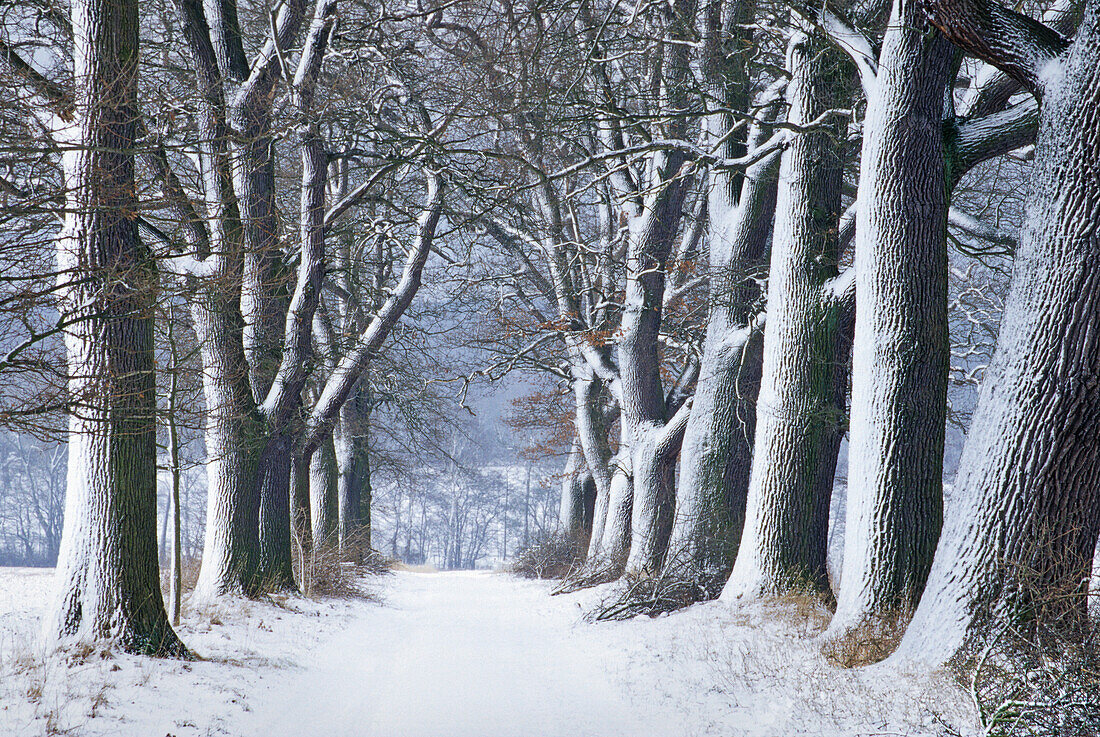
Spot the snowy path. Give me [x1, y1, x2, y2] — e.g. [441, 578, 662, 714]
[243, 571, 682, 737]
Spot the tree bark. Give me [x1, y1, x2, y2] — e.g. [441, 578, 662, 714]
[334, 386, 371, 555]
[894, 0, 1100, 667]
[661, 0, 771, 597]
[824, 0, 953, 651]
[723, 28, 847, 602]
[559, 438, 592, 545]
[310, 433, 338, 550]
[47, 0, 184, 654]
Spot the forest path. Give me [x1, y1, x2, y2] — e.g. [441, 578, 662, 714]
[242, 570, 681, 737]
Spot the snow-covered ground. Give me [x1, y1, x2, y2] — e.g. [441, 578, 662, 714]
[0, 567, 976, 736]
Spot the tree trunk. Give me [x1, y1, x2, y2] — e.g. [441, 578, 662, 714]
[594, 454, 633, 573]
[724, 28, 848, 602]
[559, 438, 590, 543]
[573, 371, 612, 555]
[334, 388, 370, 556]
[664, 130, 776, 594]
[310, 433, 338, 550]
[894, 1, 1100, 667]
[167, 318, 184, 627]
[255, 434, 296, 589]
[171, 0, 267, 602]
[190, 305, 263, 600]
[47, 0, 184, 655]
[824, 0, 952, 652]
[660, 0, 772, 596]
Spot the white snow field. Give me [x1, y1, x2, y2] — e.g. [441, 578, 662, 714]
[0, 567, 976, 737]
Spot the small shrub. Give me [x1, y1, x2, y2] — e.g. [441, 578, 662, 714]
[512, 531, 585, 580]
[590, 569, 710, 621]
[952, 547, 1100, 736]
[293, 533, 392, 600]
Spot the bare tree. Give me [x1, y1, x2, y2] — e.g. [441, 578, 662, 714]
[894, 0, 1100, 667]
[35, 0, 183, 654]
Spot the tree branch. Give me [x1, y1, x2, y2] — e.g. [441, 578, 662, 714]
[920, 0, 1070, 96]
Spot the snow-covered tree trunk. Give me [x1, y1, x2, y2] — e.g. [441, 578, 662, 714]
[824, 0, 953, 649]
[724, 29, 847, 601]
[616, 145, 694, 574]
[595, 454, 633, 571]
[570, 371, 610, 552]
[46, 0, 185, 654]
[310, 434, 338, 550]
[334, 388, 371, 553]
[559, 438, 593, 544]
[893, 0, 1100, 667]
[661, 0, 771, 596]
[190, 302, 263, 600]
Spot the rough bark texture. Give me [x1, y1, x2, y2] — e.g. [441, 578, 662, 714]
[573, 373, 611, 556]
[825, 0, 952, 650]
[559, 438, 593, 545]
[661, 0, 772, 596]
[310, 434, 338, 550]
[597, 454, 634, 574]
[47, 0, 185, 654]
[895, 1, 1100, 668]
[723, 29, 846, 601]
[334, 388, 371, 553]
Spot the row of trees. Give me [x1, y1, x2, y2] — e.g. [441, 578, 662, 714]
[1, 0, 1098, 673]
[0, 0, 466, 653]
[520, 0, 1100, 670]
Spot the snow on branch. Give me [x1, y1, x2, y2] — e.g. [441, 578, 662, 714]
[919, 0, 1071, 97]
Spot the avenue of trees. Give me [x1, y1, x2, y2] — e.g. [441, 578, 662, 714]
[1, 0, 1098, 692]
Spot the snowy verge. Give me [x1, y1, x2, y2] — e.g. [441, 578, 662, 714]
[0, 566, 384, 737]
[558, 578, 978, 737]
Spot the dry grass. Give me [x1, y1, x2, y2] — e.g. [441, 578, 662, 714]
[819, 611, 909, 668]
[294, 535, 393, 600]
[158, 556, 202, 601]
[512, 531, 586, 580]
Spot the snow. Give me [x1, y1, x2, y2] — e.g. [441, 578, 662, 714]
[0, 567, 976, 736]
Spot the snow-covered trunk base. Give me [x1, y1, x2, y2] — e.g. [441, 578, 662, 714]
[47, 0, 184, 655]
[625, 429, 678, 573]
[311, 434, 338, 551]
[723, 29, 846, 603]
[663, 332, 762, 595]
[894, 8, 1100, 668]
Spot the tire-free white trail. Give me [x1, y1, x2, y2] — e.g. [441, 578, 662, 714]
[244, 571, 679, 737]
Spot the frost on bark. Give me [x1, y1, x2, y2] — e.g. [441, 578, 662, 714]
[824, 0, 953, 651]
[334, 387, 371, 555]
[661, 0, 772, 598]
[559, 438, 596, 546]
[723, 28, 849, 602]
[46, 0, 185, 655]
[573, 373, 612, 556]
[893, 0, 1100, 668]
[310, 434, 338, 550]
